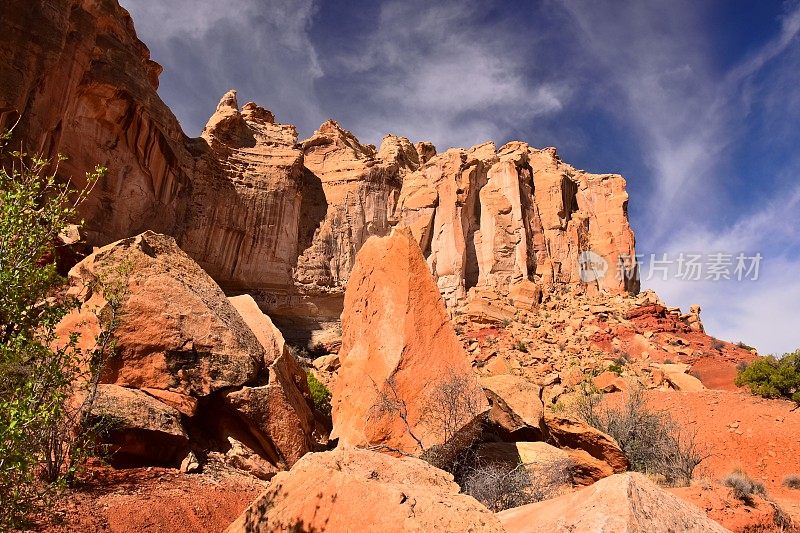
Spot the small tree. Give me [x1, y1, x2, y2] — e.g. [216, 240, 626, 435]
[0, 129, 106, 528]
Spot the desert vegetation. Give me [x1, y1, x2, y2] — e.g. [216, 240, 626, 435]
[575, 387, 707, 486]
[736, 350, 800, 404]
[0, 132, 111, 528]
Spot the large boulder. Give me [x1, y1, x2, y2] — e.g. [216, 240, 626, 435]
[497, 472, 730, 532]
[59, 231, 265, 397]
[226, 448, 504, 533]
[331, 229, 488, 454]
[224, 294, 318, 468]
[480, 374, 544, 440]
[543, 413, 629, 474]
[86, 384, 189, 466]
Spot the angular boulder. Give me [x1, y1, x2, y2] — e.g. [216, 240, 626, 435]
[226, 448, 504, 533]
[86, 384, 189, 466]
[497, 472, 730, 532]
[543, 413, 629, 474]
[225, 294, 317, 468]
[60, 231, 265, 397]
[331, 229, 488, 454]
[480, 374, 544, 440]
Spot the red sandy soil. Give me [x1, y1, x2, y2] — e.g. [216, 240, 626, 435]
[647, 389, 800, 530]
[27, 462, 265, 533]
[671, 483, 790, 532]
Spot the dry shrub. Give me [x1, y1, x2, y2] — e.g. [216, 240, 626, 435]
[783, 474, 800, 490]
[461, 458, 573, 512]
[576, 387, 708, 486]
[724, 469, 765, 506]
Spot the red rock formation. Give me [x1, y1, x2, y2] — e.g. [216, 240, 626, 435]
[331, 229, 488, 454]
[58, 231, 318, 471]
[2, 0, 640, 345]
[226, 448, 505, 533]
[497, 472, 730, 532]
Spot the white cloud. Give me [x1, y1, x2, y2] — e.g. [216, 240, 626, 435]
[321, 0, 567, 149]
[119, 0, 323, 135]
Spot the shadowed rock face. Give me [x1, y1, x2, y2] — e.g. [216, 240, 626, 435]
[1, 0, 639, 344]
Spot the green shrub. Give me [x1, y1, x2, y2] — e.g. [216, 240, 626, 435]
[513, 340, 528, 353]
[0, 131, 105, 528]
[307, 371, 332, 418]
[735, 351, 800, 404]
[608, 363, 624, 376]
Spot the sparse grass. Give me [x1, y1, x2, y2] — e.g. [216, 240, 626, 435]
[711, 339, 725, 351]
[723, 469, 765, 506]
[737, 341, 756, 351]
[664, 358, 674, 364]
[783, 474, 800, 490]
[513, 340, 528, 353]
[608, 363, 624, 376]
[501, 318, 512, 328]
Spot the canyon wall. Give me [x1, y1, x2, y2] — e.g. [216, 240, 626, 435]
[0, 0, 638, 344]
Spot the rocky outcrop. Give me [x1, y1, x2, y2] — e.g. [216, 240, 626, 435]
[497, 472, 730, 532]
[480, 374, 544, 440]
[87, 384, 189, 466]
[331, 229, 488, 454]
[0, 0, 640, 348]
[60, 231, 264, 396]
[226, 448, 505, 533]
[543, 413, 629, 474]
[58, 232, 317, 471]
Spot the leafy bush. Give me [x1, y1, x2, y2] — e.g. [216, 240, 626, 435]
[608, 363, 624, 376]
[576, 387, 707, 486]
[735, 351, 800, 404]
[0, 132, 105, 528]
[306, 371, 332, 418]
[723, 469, 765, 506]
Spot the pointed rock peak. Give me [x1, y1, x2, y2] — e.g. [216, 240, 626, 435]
[216, 89, 239, 112]
[241, 102, 275, 125]
[303, 119, 373, 157]
[414, 141, 437, 164]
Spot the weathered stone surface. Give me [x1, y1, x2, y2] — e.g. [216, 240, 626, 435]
[543, 413, 629, 474]
[60, 231, 264, 396]
[226, 294, 317, 468]
[4, 0, 640, 345]
[480, 374, 544, 440]
[223, 351, 316, 469]
[331, 229, 488, 453]
[226, 448, 505, 533]
[87, 384, 189, 466]
[652, 363, 706, 392]
[497, 472, 730, 533]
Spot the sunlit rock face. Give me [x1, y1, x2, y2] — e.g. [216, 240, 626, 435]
[0, 0, 638, 345]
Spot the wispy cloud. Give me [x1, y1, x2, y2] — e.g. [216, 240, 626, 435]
[120, 0, 323, 135]
[315, 0, 567, 149]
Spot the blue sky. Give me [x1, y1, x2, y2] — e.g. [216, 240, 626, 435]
[120, 0, 800, 354]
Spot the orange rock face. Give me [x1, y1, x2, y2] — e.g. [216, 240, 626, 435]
[62, 231, 264, 396]
[331, 229, 488, 453]
[58, 232, 318, 471]
[0, 0, 640, 346]
[497, 472, 730, 532]
[226, 448, 505, 533]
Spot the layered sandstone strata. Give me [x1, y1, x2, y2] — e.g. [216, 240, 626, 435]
[1, 0, 639, 345]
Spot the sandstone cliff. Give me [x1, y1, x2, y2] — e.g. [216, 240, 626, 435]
[1, 0, 639, 345]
